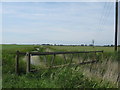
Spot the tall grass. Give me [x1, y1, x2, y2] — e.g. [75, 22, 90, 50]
[44, 45, 118, 86]
[2, 45, 118, 88]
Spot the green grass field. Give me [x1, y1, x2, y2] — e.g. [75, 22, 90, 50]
[1, 44, 119, 88]
[47, 45, 114, 52]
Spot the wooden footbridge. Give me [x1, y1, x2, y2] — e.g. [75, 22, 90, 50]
[15, 50, 103, 74]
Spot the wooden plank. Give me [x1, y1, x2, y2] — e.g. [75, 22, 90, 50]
[30, 51, 104, 55]
[18, 51, 103, 55]
[48, 60, 99, 68]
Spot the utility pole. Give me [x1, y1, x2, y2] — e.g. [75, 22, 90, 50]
[115, 0, 118, 51]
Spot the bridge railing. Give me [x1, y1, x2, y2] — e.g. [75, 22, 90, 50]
[15, 50, 103, 74]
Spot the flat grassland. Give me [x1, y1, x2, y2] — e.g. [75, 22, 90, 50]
[47, 45, 114, 52]
[1, 44, 118, 88]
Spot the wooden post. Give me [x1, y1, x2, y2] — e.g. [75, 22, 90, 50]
[26, 52, 31, 73]
[78, 54, 81, 63]
[74, 54, 80, 70]
[69, 54, 74, 65]
[94, 52, 97, 60]
[63, 54, 67, 64]
[101, 51, 104, 61]
[44, 55, 47, 66]
[15, 51, 19, 75]
[51, 54, 55, 67]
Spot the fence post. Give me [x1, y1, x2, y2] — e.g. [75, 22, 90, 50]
[78, 53, 81, 63]
[63, 54, 67, 64]
[15, 51, 19, 75]
[69, 54, 74, 66]
[44, 55, 47, 66]
[50, 54, 55, 67]
[26, 52, 31, 73]
[102, 51, 104, 60]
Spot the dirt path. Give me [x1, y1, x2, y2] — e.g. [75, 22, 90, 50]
[31, 56, 41, 66]
[23, 49, 46, 67]
[23, 55, 40, 66]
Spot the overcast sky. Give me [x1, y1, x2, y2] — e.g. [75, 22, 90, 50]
[1, 1, 119, 45]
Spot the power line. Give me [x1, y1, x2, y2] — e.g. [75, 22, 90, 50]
[99, 1, 113, 31]
[98, 0, 113, 31]
[97, 1, 109, 32]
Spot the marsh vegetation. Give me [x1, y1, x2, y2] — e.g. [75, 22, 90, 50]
[2, 45, 118, 88]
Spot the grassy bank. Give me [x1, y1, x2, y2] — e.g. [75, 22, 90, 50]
[2, 45, 118, 88]
[46, 46, 118, 85]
